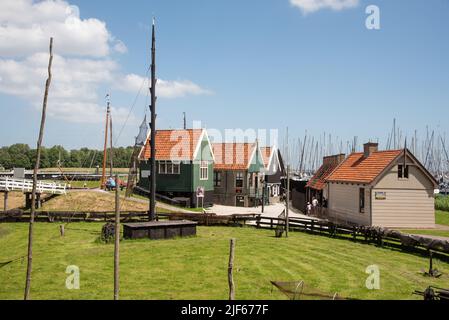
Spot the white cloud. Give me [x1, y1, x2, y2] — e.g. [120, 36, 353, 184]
[0, 0, 210, 129]
[290, 0, 359, 14]
[113, 40, 128, 54]
[0, 0, 118, 57]
[0, 53, 136, 124]
[118, 74, 213, 99]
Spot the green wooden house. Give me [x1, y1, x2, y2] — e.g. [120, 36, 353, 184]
[138, 129, 215, 207]
[211, 142, 266, 207]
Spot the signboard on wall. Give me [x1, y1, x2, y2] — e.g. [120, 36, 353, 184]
[375, 192, 387, 200]
[141, 170, 151, 178]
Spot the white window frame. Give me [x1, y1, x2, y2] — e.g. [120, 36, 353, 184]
[200, 161, 208, 180]
[158, 160, 181, 175]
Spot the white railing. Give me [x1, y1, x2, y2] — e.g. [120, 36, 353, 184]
[0, 177, 66, 195]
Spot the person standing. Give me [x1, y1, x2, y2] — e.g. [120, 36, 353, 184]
[312, 197, 318, 215]
[306, 202, 312, 216]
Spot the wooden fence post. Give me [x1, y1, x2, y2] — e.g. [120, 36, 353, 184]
[60, 225, 65, 237]
[228, 238, 236, 300]
[3, 191, 8, 211]
[114, 176, 120, 300]
[24, 37, 53, 301]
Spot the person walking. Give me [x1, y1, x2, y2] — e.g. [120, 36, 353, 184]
[312, 197, 318, 216]
[306, 202, 312, 216]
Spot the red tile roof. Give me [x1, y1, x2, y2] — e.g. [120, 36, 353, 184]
[306, 158, 343, 190]
[326, 150, 402, 184]
[212, 143, 256, 170]
[260, 147, 272, 168]
[140, 129, 204, 161]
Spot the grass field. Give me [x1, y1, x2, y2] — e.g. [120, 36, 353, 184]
[436, 210, 449, 226]
[0, 223, 448, 300]
[66, 181, 101, 189]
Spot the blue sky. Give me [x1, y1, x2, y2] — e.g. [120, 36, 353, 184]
[0, 0, 448, 151]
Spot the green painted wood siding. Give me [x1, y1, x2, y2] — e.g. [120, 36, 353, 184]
[248, 147, 265, 173]
[139, 161, 193, 192]
[138, 132, 214, 193]
[193, 135, 214, 191]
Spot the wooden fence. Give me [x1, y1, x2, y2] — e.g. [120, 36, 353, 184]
[0, 177, 66, 194]
[1, 210, 448, 259]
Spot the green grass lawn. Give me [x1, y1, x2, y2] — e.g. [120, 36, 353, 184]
[67, 181, 101, 189]
[436, 210, 449, 226]
[1, 223, 448, 300]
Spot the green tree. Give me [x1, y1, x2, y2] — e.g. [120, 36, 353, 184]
[28, 147, 50, 169]
[0, 147, 12, 169]
[8, 144, 32, 168]
[47, 145, 69, 168]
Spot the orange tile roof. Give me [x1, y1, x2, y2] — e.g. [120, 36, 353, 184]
[212, 143, 256, 170]
[260, 147, 272, 168]
[326, 150, 402, 184]
[306, 159, 342, 191]
[140, 129, 204, 161]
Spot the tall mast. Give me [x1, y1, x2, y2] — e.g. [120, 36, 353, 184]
[101, 95, 110, 189]
[109, 99, 114, 177]
[149, 18, 157, 221]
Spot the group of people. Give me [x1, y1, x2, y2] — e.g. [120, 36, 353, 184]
[306, 197, 327, 216]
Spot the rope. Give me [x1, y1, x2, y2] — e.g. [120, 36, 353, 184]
[114, 67, 151, 146]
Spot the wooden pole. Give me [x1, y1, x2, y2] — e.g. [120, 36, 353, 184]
[101, 100, 110, 189]
[149, 18, 157, 221]
[114, 174, 120, 300]
[59, 225, 65, 237]
[24, 37, 53, 300]
[3, 191, 8, 211]
[228, 238, 236, 300]
[286, 165, 290, 238]
[109, 114, 114, 177]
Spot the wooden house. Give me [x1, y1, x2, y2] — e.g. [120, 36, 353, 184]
[138, 129, 215, 208]
[212, 142, 266, 207]
[325, 142, 438, 228]
[260, 146, 285, 203]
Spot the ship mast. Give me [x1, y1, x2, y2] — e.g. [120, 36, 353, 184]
[101, 95, 111, 189]
[149, 18, 157, 221]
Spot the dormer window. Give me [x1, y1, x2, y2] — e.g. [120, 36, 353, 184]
[398, 165, 409, 179]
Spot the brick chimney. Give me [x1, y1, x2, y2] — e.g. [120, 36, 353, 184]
[323, 154, 346, 165]
[363, 142, 378, 158]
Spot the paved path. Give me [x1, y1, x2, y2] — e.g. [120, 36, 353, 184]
[205, 202, 318, 220]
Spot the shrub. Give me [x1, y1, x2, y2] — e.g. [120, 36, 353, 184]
[435, 195, 449, 212]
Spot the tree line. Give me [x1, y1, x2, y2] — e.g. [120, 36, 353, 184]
[0, 144, 134, 170]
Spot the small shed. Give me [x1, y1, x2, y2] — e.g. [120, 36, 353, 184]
[325, 143, 438, 228]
